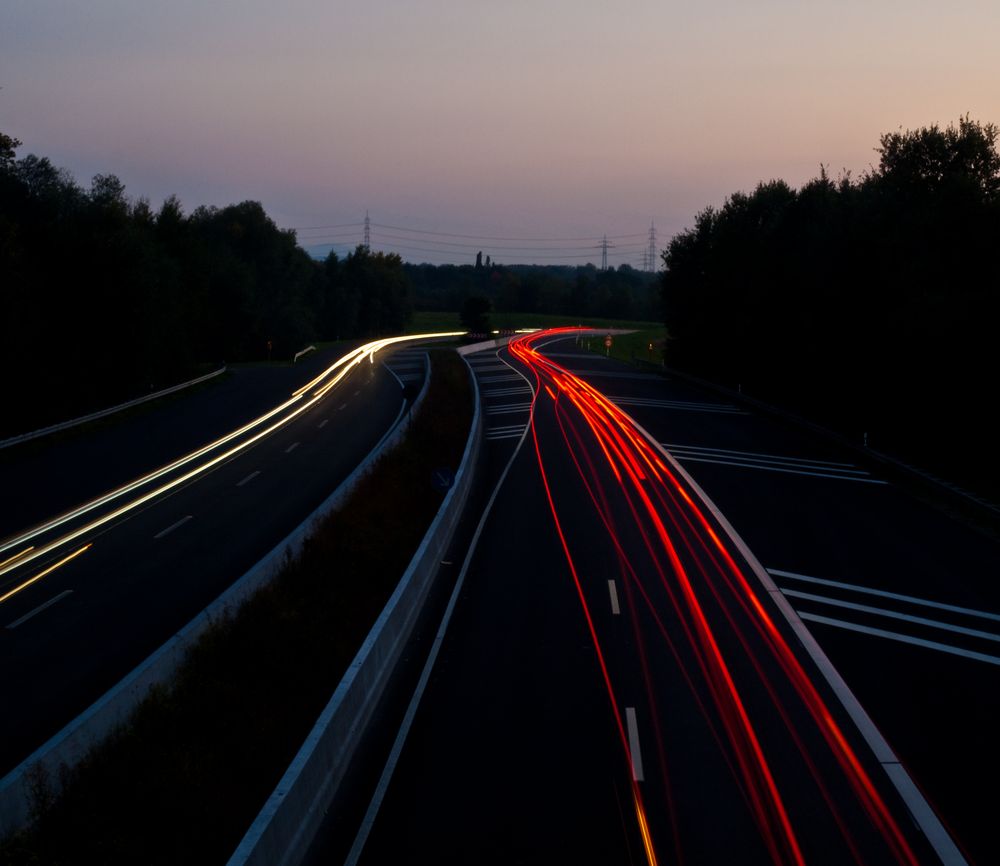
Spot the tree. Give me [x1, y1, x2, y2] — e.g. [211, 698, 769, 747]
[460, 295, 491, 334]
[0, 130, 20, 171]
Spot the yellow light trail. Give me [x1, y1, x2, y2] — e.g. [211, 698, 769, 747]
[0, 546, 34, 570]
[0, 544, 92, 605]
[0, 333, 463, 592]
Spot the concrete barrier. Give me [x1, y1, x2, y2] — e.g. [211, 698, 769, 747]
[0, 363, 431, 838]
[0, 366, 228, 451]
[227, 357, 483, 866]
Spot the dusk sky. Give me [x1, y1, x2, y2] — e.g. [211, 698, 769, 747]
[3, 1, 997, 265]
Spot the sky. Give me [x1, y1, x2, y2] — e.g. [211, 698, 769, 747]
[3, 0, 998, 266]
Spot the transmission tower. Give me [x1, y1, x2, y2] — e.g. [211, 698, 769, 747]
[363, 210, 371, 249]
[647, 221, 657, 272]
[599, 234, 614, 271]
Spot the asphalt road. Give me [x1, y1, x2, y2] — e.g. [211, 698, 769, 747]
[343, 333, 997, 866]
[0, 343, 429, 778]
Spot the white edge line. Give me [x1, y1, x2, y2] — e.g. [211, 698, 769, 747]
[670, 454, 887, 484]
[768, 568, 1000, 625]
[798, 611, 1000, 667]
[626, 414, 968, 865]
[783, 589, 1000, 644]
[382, 362, 406, 390]
[344, 345, 535, 866]
[6, 590, 74, 629]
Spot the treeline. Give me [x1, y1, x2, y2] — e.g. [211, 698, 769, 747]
[0, 133, 410, 436]
[404, 261, 661, 322]
[661, 117, 1000, 486]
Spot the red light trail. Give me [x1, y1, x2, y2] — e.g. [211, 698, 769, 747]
[509, 329, 920, 865]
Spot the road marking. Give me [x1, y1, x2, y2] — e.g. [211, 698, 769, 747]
[768, 568, 1000, 624]
[154, 515, 193, 539]
[338, 404, 347, 411]
[783, 588, 1000, 643]
[799, 611, 1000, 667]
[625, 707, 645, 781]
[6, 590, 74, 629]
[668, 444, 856, 469]
[666, 452, 888, 484]
[0, 544, 92, 605]
[236, 470, 261, 487]
[615, 396, 746, 413]
[608, 580, 621, 615]
[354, 390, 361, 397]
[485, 402, 532, 415]
[318, 418, 330, 428]
[285, 441, 300, 453]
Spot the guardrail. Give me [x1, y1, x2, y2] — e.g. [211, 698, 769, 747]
[227, 356, 483, 866]
[0, 366, 227, 451]
[0, 366, 429, 838]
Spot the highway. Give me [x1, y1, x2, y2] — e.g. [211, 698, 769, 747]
[0, 336, 452, 778]
[342, 330, 997, 865]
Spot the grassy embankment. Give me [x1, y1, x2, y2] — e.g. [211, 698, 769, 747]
[0, 350, 473, 866]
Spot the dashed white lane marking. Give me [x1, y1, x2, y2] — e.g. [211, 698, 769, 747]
[154, 514, 194, 539]
[799, 612, 1000, 667]
[768, 568, 1000, 624]
[338, 404, 347, 411]
[608, 580, 621, 615]
[783, 588, 1000, 644]
[285, 442, 300, 454]
[6, 590, 74, 629]
[625, 707, 645, 781]
[236, 470, 261, 487]
[354, 390, 361, 397]
[318, 418, 330, 428]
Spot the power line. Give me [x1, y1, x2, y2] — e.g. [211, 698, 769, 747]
[371, 222, 647, 242]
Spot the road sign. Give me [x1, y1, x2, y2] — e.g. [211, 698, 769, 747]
[604, 335, 612, 348]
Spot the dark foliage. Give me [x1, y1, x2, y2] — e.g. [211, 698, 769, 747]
[0, 144, 412, 437]
[661, 117, 1000, 489]
[404, 261, 662, 322]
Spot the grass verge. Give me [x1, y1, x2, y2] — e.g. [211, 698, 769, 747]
[0, 349, 473, 865]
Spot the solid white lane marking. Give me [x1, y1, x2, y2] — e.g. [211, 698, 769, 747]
[236, 470, 261, 487]
[318, 418, 330, 428]
[483, 386, 532, 396]
[626, 707, 645, 781]
[615, 397, 746, 414]
[154, 514, 194, 539]
[485, 431, 526, 441]
[799, 611, 1000, 667]
[665, 446, 868, 475]
[666, 443, 856, 469]
[768, 568, 1000, 624]
[6, 590, 74, 629]
[608, 580, 621, 615]
[669, 453, 888, 484]
[285, 442, 300, 454]
[487, 423, 527, 433]
[783, 589, 1000, 643]
[485, 403, 532, 414]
